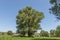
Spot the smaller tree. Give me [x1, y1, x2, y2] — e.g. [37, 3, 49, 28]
[40, 30, 49, 37]
[7, 31, 13, 35]
[55, 25, 60, 37]
[50, 30, 56, 37]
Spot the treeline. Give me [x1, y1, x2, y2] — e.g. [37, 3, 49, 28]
[0, 25, 60, 37]
[39, 25, 60, 37]
[15, 25, 60, 37]
[0, 31, 13, 36]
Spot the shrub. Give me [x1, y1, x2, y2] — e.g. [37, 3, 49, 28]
[7, 31, 13, 35]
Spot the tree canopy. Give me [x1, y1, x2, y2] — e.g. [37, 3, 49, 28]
[16, 6, 44, 37]
[50, 30, 56, 37]
[50, 0, 60, 19]
[40, 30, 49, 37]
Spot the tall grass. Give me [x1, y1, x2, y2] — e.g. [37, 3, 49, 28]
[0, 36, 60, 40]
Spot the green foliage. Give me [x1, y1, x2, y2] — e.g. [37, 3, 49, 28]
[55, 25, 60, 37]
[50, 25, 60, 37]
[16, 6, 44, 37]
[50, 30, 56, 37]
[40, 30, 49, 37]
[7, 31, 13, 35]
[16, 29, 20, 33]
[50, 0, 60, 19]
[50, 0, 56, 4]
[33, 34, 40, 37]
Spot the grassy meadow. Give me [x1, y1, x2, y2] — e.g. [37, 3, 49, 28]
[0, 36, 60, 40]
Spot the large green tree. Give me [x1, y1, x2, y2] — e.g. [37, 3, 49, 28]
[50, 0, 60, 19]
[16, 6, 44, 37]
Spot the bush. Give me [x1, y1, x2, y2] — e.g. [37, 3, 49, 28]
[2, 32, 4, 35]
[7, 31, 13, 35]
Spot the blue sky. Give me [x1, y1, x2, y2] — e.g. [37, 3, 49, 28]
[0, 0, 60, 33]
